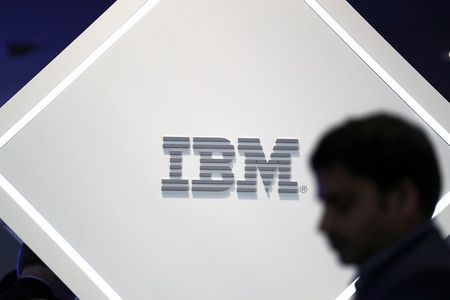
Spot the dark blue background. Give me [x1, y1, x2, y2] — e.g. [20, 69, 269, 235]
[348, 0, 450, 104]
[0, 0, 115, 106]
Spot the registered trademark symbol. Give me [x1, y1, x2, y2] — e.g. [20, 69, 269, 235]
[299, 185, 308, 193]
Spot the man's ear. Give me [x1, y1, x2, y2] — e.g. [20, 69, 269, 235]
[388, 179, 423, 229]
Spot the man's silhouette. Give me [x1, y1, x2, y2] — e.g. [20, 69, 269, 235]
[0, 243, 75, 300]
[311, 113, 450, 299]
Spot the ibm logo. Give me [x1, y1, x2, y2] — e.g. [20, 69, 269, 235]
[162, 137, 300, 195]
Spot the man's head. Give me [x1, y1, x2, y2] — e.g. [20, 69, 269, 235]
[16, 243, 47, 277]
[310, 113, 441, 265]
[16, 243, 76, 300]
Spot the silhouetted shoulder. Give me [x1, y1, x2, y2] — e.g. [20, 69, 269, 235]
[384, 269, 450, 300]
[356, 224, 450, 300]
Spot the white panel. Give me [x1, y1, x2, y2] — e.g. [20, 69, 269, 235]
[0, 0, 448, 299]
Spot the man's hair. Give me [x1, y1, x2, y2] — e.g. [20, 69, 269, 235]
[16, 243, 47, 275]
[310, 113, 441, 218]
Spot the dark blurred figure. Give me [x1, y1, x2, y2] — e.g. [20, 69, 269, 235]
[311, 113, 450, 299]
[0, 271, 16, 294]
[0, 243, 75, 300]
